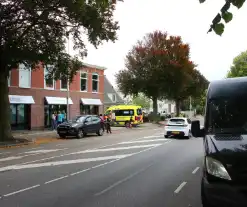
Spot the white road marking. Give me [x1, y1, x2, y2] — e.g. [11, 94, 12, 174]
[45, 175, 69, 184]
[0, 152, 11, 155]
[3, 185, 40, 197]
[95, 162, 155, 196]
[0, 148, 68, 162]
[119, 139, 167, 144]
[0, 156, 23, 162]
[55, 144, 65, 147]
[174, 182, 187, 194]
[71, 144, 162, 154]
[0, 154, 132, 172]
[139, 135, 164, 139]
[22, 149, 66, 154]
[192, 167, 200, 174]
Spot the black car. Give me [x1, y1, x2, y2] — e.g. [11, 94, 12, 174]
[57, 115, 104, 139]
[192, 77, 247, 207]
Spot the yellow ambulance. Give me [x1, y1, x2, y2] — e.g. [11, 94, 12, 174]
[105, 105, 143, 126]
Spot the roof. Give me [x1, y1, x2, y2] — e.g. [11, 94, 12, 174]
[104, 76, 125, 104]
[208, 77, 247, 99]
[82, 62, 107, 71]
[107, 105, 142, 110]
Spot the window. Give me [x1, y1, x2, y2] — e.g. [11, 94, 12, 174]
[8, 71, 11, 86]
[208, 97, 247, 133]
[112, 94, 116, 102]
[137, 108, 142, 115]
[114, 110, 134, 116]
[19, 64, 31, 88]
[85, 116, 92, 123]
[60, 77, 68, 90]
[44, 67, 54, 89]
[92, 73, 99, 92]
[92, 116, 100, 122]
[80, 72, 87, 91]
[169, 119, 185, 124]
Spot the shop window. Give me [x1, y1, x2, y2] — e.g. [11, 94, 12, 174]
[80, 72, 87, 91]
[19, 64, 31, 88]
[60, 77, 68, 90]
[44, 67, 54, 90]
[92, 73, 99, 92]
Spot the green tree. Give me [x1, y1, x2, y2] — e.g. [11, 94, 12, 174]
[116, 31, 196, 115]
[132, 94, 151, 110]
[0, 0, 119, 141]
[199, 0, 246, 35]
[227, 50, 247, 78]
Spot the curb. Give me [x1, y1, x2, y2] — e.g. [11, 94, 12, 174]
[0, 141, 33, 149]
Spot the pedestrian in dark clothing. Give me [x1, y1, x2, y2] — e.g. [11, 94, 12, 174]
[99, 114, 105, 132]
[105, 116, 112, 134]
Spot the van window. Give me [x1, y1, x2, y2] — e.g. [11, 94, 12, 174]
[208, 97, 247, 133]
[137, 108, 142, 115]
[115, 110, 134, 116]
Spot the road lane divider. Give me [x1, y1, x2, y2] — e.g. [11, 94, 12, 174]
[174, 182, 187, 194]
[192, 167, 200, 174]
[3, 184, 40, 197]
[45, 175, 69, 184]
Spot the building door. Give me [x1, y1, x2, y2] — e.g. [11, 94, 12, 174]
[10, 104, 30, 130]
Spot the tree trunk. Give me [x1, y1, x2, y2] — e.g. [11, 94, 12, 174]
[175, 100, 181, 117]
[0, 70, 13, 141]
[152, 97, 158, 114]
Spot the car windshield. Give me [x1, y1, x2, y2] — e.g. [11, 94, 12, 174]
[208, 97, 247, 133]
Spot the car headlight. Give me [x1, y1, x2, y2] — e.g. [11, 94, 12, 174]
[206, 157, 231, 181]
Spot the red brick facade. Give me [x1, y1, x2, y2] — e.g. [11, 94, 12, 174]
[9, 64, 105, 130]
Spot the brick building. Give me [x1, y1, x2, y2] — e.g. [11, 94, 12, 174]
[8, 63, 105, 130]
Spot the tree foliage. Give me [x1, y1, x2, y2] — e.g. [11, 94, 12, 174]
[116, 30, 208, 115]
[227, 50, 247, 78]
[0, 0, 120, 141]
[131, 94, 151, 110]
[199, 0, 246, 36]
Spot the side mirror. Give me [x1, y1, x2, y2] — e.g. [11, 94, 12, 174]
[191, 120, 205, 137]
[84, 120, 88, 124]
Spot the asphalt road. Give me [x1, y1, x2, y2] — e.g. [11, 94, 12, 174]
[0, 124, 204, 207]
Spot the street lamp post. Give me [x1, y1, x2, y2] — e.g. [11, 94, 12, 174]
[67, 35, 70, 121]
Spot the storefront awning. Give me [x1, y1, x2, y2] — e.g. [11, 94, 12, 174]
[45, 96, 73, 105]
[9, 95, 35, 104]
[81, 98, 102, 106]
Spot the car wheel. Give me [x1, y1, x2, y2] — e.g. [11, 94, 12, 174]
[59, 134, 66, 138]
[77, 129, 85, 139]
[164, 135, 169, 138]
[97, 128, 104, 136]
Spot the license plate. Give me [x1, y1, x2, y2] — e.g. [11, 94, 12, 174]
[172, 131, 180, 134]
[59, 131, 66, 134]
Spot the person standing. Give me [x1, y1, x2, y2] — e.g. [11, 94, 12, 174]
[57, 111, 63, 125]
[105, 116, 112, 134]
[99, 114, 105, 132]
[51, 112, 57, 130]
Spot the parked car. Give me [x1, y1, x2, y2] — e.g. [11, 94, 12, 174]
[57, 115, 104, 139]
[164, 117, 192, 139]
[192, 77, 247, 207]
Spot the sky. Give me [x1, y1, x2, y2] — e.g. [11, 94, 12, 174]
[68, 0, 247, 86]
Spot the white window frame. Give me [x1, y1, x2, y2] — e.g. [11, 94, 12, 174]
[80, 71, 87, 92]
[92, 73, 99, 93]
[44, 66, 54, 90]
[60, 77, 69, 91]
[8, 70, 11, 86]
[19, 64, 31, 88]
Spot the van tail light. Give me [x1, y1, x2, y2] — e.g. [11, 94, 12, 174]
[135, 116, 138, 120]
